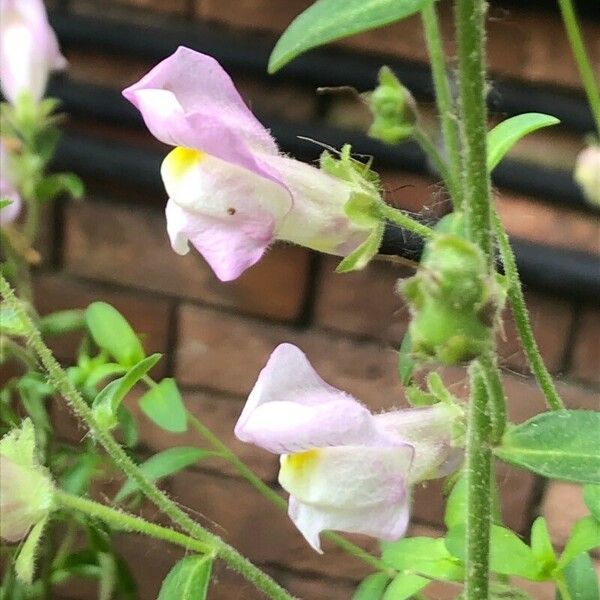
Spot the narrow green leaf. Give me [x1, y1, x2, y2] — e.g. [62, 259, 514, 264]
[584, 485, 600, 522]
[382, 536, 464, 581]
[139, 378, 188, 433]
[158, 555, 212, 600]
[445, 474, 468, 529]
[494, 411, 600, 484]
[530, 517, 557, 573]
[268, 0, 435, 73]
[60, 453, 100, 495]
[446, 524, 543, 580]
[35, 172, 85, 202]
[487, 113, 560, 171]
[115, 447, 214, 502]
[0, 305, 27, 336]
[381, 572, 429, 600]
[557, 553, 600, 600]
[557, 517, 600, 570]
[38, 309, 86, 336]
[92, 354, 161, 430]
[352, 573, 390, 599]
[85, 302, 145, 367]
[15, 518, 48, 584]
[336, 222, 385, 272]
[397, 329, 414, 386]
[117, 406, 139, 448]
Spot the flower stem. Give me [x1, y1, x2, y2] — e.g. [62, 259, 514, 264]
[0, 275, 296, 600]
[465, 362, 492, 600]
[478, 352, 507, 443]
[379, 204, 435, 239]
[492, 210, 565, 411]
[455, 0, 493, 262]
[186, 411, 395, 577]
[55, 490, 215, 557]
[557, 0, 600, 137]
[421, 2, 463, 208]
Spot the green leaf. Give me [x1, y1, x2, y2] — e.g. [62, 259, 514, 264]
[115, 447, 214, 502]
[397, 329, 414, 386]
[15, 517, 47, 584]
[352, 573, 390, 599]
[92, 354, 161, 430]
[38, 310, 86, 336]
[557, 517, 600, 570]
[85, 302, 145, 367]
[584, 485, 600, 522]
[117, 405, 139, 448]
[34, 172, 84, 202]
[494, 411, 600, 484]
[158, 555, 212, 600]
[530, 517, 557, 573]
[268, 0, 435, 73]
[558, 553, 600, 600]
[487, 113, 560, 171]
[381, 572, 429, 600]
[336, 223, 384, 272]
[446, 524, 543, 580]
[60, 453, 100, 495]
[445, 474, 468, 529]
[382, 536, 464, 581]
[139, 378, 188, 433]
[0, 305, 28, 336]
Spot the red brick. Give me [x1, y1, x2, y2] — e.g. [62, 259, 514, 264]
[497, 290, 574, 374]
[34, 271, 172, 376]
[571, 307, 600, 385]
[64, 198, 311, 321]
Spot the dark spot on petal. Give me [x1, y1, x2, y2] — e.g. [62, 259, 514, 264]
[227, 207, 236, 215]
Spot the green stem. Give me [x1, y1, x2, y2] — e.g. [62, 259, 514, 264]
[421, 2, 463, 208]
[186, 411, 395, 577]
[478, 352, 507, 443]
[0, 275, 295, 600]
[413, 127, 461, 203]
[557, 0, 600, 136]
[555, 574, 574, 600]
[55, 489, 215, 557]
[379, 203, 435, 239]
[492, 211, 565, 411]
[1, 337, 38, 370]
[455, 0, 493, 262]
[465, 362, 493, 600]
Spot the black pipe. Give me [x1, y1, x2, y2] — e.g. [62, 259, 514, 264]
[52, 131, 600, 303]
[47, 78, 598, 214]
[48, 11, 595, 135]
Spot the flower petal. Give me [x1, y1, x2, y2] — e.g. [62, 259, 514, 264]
[165, 199, 274, 282]
[289, 492, 410, 553]
[122, 47, 283, 186]
[375, 403, 463, 483]
[235, 344, 378, 453]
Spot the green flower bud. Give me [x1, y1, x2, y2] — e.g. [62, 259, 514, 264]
[366, 66, 416, 144]
[0, 419, 54, 542]
[400, 234, 504, 365]
[574, 144, 600, 207]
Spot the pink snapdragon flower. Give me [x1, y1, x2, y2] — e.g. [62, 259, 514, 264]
[123, 47, 376, 281]
[235, 343, 462, 551]
[0, 140, 21, 226]
[0, 0, 67, 104]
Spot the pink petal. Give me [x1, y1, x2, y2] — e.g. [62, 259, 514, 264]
[122, 47, 284, 187]
[235, 344, 379, 453]
[165, 199, 274, 282]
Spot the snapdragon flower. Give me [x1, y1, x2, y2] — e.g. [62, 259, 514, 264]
[574, 144, 600, 207]
[0, 0, 66, 105]
[123, 47, 378, 281]
[0, 140, 21, 225]
[235, 343, 462, 551]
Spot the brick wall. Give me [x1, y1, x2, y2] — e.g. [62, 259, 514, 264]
[33, 1, 600, 598]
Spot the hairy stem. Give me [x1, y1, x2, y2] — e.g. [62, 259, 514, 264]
[478, 352, 507, 443]
[380, 203, 435, 239]
[0, 275, 295, 600]
[558, 0, 600, 136]
[421, 2, 463, 208]
[465, 362, 492, 600]
[455, 0, 493, 261]
[186, 411, 395, 577]
[492, 211, 565, 411]
[55, 490, 215, 557]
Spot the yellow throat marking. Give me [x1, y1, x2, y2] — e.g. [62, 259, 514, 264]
[282, 448, 321, 475]
[164, 147, 205, 179]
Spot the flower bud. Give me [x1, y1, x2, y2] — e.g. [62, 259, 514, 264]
[366, 66, 416, 144]
[0, 420, 54, 542]
[574, 144, 600, 207]
[400, 235, 504, 365]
